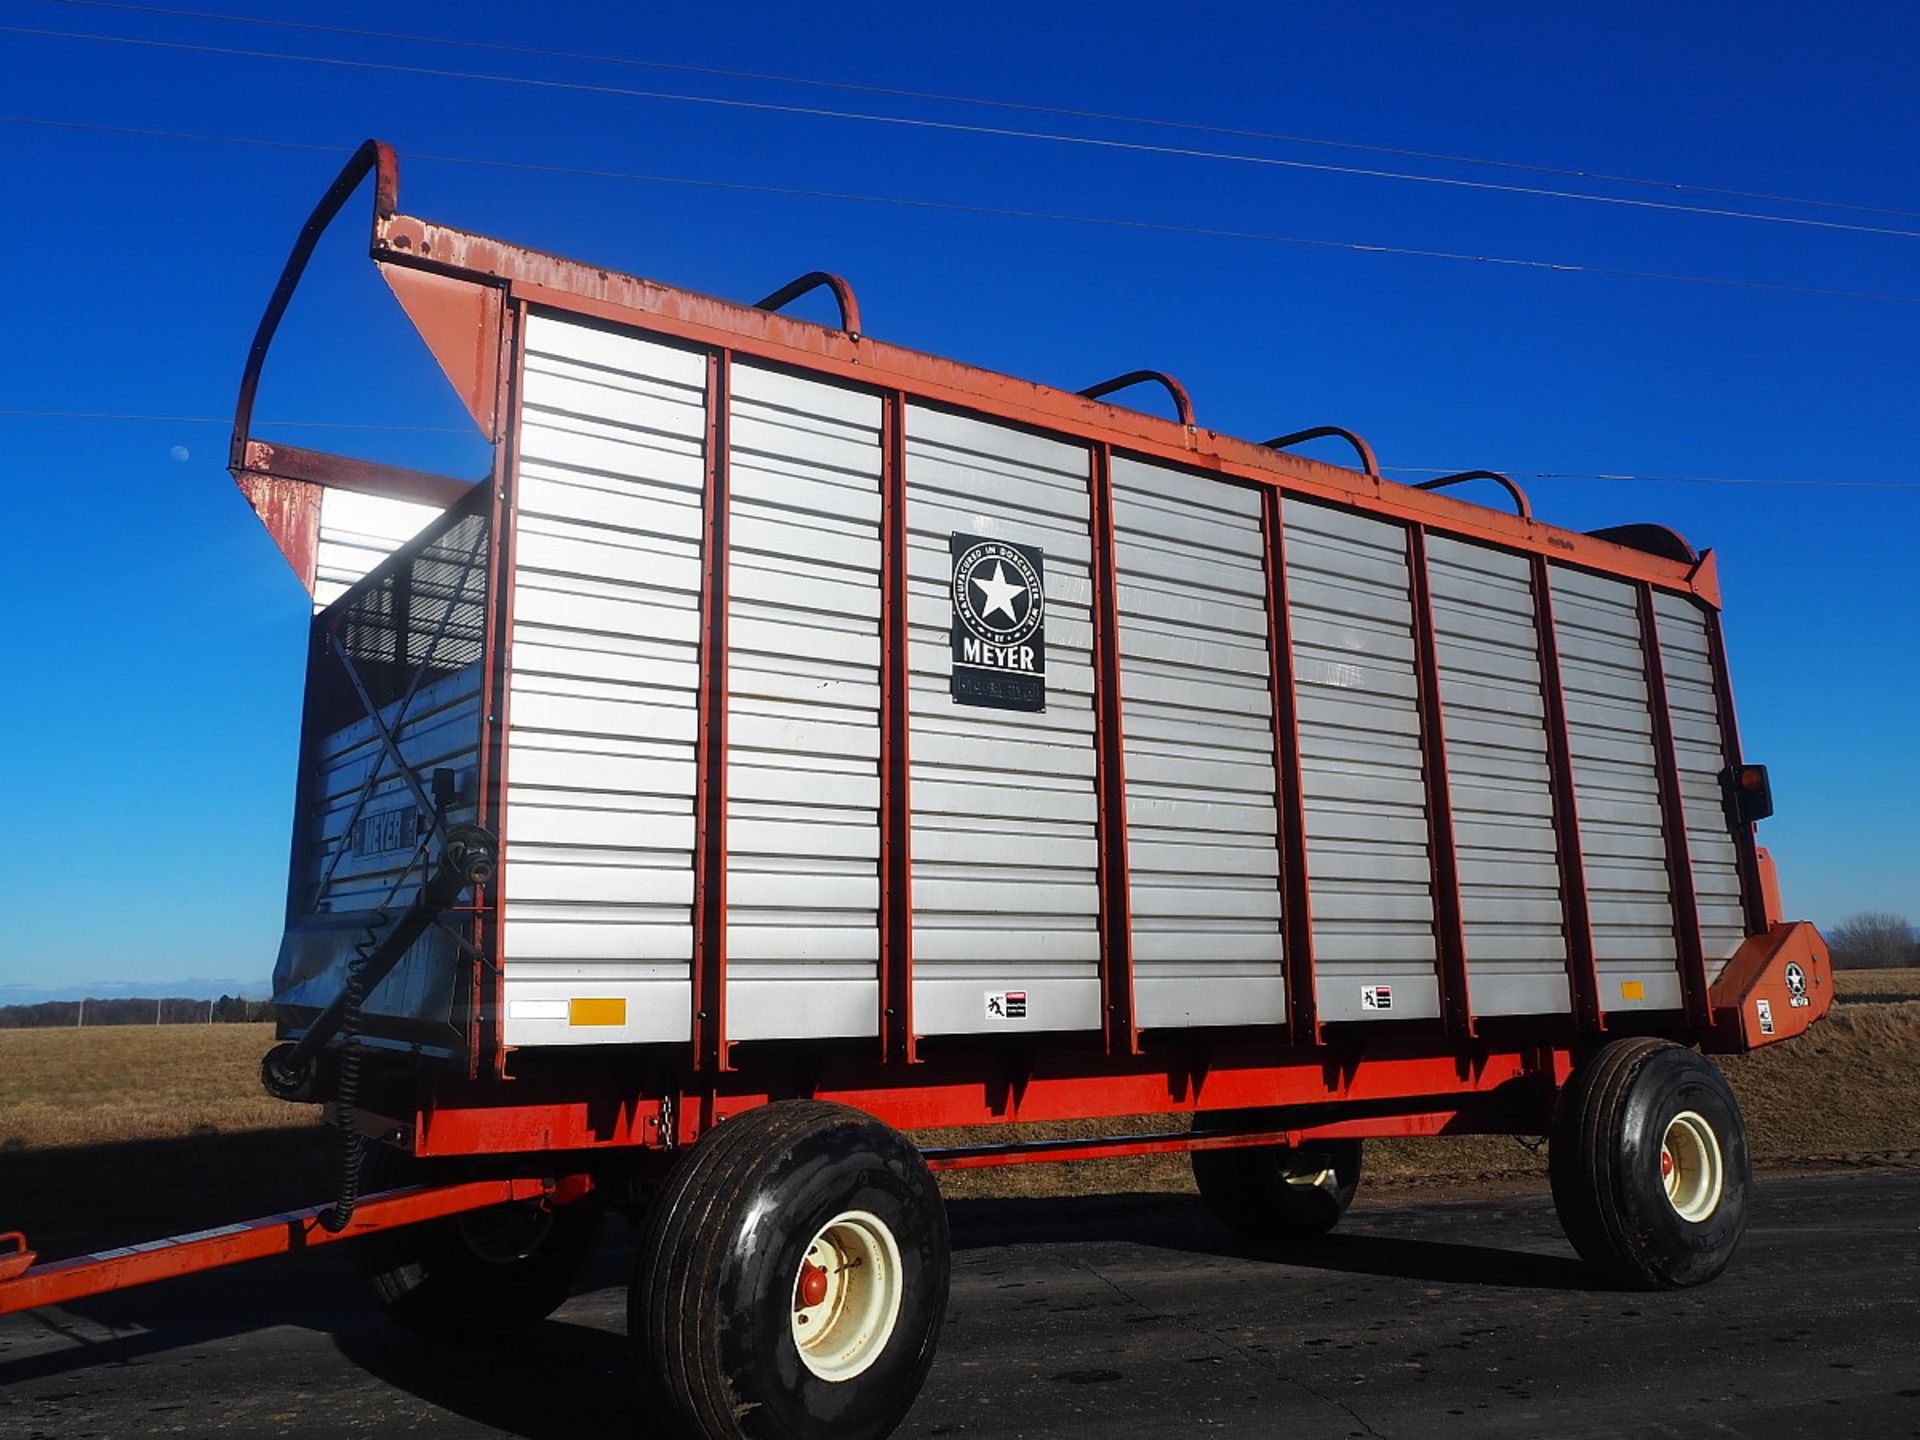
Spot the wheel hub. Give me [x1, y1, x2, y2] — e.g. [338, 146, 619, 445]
[796, 1259, 830, 1310]
[456, 1202, 556, 1265]
[1660, 1110, 1725, 1223]
[789, 1210, 905, 1383]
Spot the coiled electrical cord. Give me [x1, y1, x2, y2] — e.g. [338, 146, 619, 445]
[318, 910, 389, 1233]
[286, 823, 494, 1234]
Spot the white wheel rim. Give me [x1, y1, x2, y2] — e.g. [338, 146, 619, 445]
[790, 1210, 905, 1383]
[1661, 1110, 1725, 1223]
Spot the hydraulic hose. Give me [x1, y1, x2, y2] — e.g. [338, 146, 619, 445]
[267, 824, 496, 1233]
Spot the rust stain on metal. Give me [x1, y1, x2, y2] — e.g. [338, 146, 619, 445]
[377, 261, 505, 439]
[240, 439, 475, 509]
[235, 472, 321, 592]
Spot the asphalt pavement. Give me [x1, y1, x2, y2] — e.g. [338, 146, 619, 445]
[2, 1168, 1916, 1439]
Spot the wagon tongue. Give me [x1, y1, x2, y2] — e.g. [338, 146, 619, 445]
[0, 1234, 35, 1284]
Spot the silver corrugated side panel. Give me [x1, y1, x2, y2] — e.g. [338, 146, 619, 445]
[1550, 565, 1681, 1011]
[1654, 593, 1747, 980]
[313, 489, 447, 611]
[275, 665, 482, 1030]
[725, 363, 883, 1041]
[501, 314, 706, 1045]
[1426, 537, 1570, 1016]
[905, 404, 1101, 1035]
[302, 669, 484, 915]
[1111, 457, 1285, 1029]
[1284, 502, 1438, 1022]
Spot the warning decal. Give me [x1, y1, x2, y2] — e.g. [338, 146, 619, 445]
[1361, 985, 1394, 1012]
[950, 532, 1046, 712]
[985, 990, 1028, 1021]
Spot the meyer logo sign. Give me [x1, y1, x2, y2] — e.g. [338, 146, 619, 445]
[950, 532, 1046, 712]
[351, 804, 420, 859]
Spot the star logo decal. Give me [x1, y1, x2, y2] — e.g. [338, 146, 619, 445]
[949, 531, 1047, 711]
[970, 560, 1027, 625]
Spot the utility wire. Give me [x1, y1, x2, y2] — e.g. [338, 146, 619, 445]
[41, 0, 1920, 225]
[8, 117, 1919, 309]
[7, 22, 1920, 242]
[1381, 466, 1920, 492]
[5, 409, 1914, 491]
[0, 409, 469, 432]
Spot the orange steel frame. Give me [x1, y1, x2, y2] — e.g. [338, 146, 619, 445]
[0, 1180, 563, 1317]
[0, 138, 1832, 1319]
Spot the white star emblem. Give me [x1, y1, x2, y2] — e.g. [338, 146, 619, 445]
[971, 561, 1027, 624]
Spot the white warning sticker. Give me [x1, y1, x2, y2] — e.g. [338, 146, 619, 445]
[1756, 997, 1775, 1036]
[985, 990, 1028, 1021]
[1361, 985, 1394, 1012]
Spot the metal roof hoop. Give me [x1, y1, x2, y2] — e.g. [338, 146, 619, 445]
[1264, 425, 1382, 479]
[753, 271, 862, 338]
[1414, 469, 1534, 522]
[1077, 370, 1196, 429]
[230, 138, 399, 473]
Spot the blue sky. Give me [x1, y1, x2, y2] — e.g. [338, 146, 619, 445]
[1, 1, 1915, 988]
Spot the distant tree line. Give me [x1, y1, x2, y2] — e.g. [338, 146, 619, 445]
[0, 995, 276, 1029]
[1826, 913, 1919, 970]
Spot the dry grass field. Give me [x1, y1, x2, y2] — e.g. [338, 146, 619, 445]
[1, 1004, 1914, 1233]
[1834, 966, 1920, 1002]
[0, 1022, 304, 1150]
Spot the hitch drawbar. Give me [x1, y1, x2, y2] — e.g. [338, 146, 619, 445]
[262, 823, 497, 1100]
[0, 1179, 583, 1318]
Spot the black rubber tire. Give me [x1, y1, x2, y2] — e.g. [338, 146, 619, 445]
[630, 1101, 949, 1440]
[1549, 1038, 1750, 1290]
[1191, 1111, 1363, 1242]
[350, 1147, 604, 1342]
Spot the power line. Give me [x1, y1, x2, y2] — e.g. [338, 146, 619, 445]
[43, 0, 1920, 226]
[1, 116, 344, 157]
[8, 117, 1919, 309]
[0, 409, 469, 432]
[5, 408, 1915, 491]
[1381, 466, 1920, 492]
[7, 22, 1920, 242]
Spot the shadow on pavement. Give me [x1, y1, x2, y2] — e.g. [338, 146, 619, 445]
[0, 1246, 643, 1440]
[3, 1182, 1591, 1439]
[330, 1304, 640, 1440]
[946, 1191, 1596, 1291]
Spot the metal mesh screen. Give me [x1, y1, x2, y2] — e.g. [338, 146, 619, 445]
[307, 504, 491, 736]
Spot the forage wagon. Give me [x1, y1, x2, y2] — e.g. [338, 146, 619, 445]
[0, 140, 1830, 1440]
